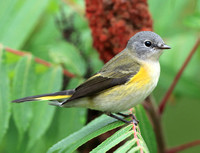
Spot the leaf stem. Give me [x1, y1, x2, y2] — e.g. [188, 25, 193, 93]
[4, 46, 75, 78]
[143, 97, 166, 153]
[158, 37, 200, 115]
[129, 108, 144, 153]
[166, 140, 200, 153]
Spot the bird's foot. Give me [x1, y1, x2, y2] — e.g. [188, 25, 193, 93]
[105, 112, 139, 126]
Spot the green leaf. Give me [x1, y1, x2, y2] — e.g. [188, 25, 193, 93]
[47, 115, 124, 153]
[23, 13, 61, 61]
[184, 13, 200, 29]
[0, 0, 50, 49]
[0, 47, 11, 142]
[136, 132, 150, 152]
[55, 78, 86, 141]
[67, 77, 85, 89]
[127, 146, 142, 153]
[49, 41, 86, 76]
[135, 105, 157, 153]
[149, 0, 190, 36]
[28, 66, 63, 149]
[56, 108, 87, 141]
[114, 139, 137, 153]
[90, 125, 133, 153]
[12, 56, 36, 139]
[159, 34, 200, 99]
[197, 0, 200, 13]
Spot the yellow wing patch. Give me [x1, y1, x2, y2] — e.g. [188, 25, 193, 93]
[87, 73, 101, 80]
[35, 95, 72, 101]
[127, 66, 151, 89]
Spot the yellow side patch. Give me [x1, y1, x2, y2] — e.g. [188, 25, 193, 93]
[127, 66, 151, 89]
[36, 95, 72, 100]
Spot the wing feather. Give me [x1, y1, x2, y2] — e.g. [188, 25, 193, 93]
[64, 51, 140, 103]
[66, 74, 133, 102]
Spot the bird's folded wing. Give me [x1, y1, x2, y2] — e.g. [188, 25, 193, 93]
[64, 52, 141, 103]
[65, 69, 140, 102]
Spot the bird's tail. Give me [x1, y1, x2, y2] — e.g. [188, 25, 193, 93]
[12, 90, 75, 103]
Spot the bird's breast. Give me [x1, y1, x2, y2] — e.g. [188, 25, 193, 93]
[127, 60, 160, 90]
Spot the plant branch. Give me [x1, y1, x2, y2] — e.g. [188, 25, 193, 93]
[166, 140, 200, 153]
[143, 96, 166, 153]
[159, 37, 200, 115]
[4, 46, 75, 78]
[130, 108, 144, 153]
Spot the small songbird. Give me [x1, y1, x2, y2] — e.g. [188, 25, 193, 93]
[12, 31, 171, 124]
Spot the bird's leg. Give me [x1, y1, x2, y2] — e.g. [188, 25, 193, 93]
[106, 112, 132, 124]
[117, 112, 139, 125]
[117, 112, 132, 118]
[105, 112, 139, 125]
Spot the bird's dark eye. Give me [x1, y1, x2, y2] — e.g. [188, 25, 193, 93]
[144, 41, 152, 47]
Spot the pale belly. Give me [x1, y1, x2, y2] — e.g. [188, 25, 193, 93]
[64, 61, 160, 113]
[75, 79, 157, 112]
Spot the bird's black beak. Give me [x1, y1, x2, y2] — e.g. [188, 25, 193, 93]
[157, 44, 171, 49]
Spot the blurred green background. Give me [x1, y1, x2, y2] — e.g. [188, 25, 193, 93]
[0, 0, 200, 152]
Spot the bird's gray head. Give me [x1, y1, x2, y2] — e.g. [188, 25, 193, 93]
[127, 31, 171, 61]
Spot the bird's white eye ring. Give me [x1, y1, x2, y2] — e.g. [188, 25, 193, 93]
[144, 41, 152, 47]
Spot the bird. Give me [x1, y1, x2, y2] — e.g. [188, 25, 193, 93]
[12, 31, 171, 125]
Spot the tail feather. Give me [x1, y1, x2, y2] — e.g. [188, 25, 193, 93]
[12, 90, 75, 103]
